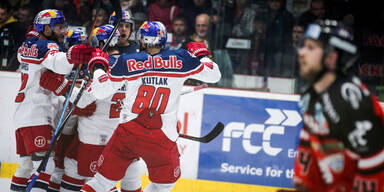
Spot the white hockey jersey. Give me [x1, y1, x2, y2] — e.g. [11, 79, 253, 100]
[14, 37, 74, 130]
[90, 49, 221, 142]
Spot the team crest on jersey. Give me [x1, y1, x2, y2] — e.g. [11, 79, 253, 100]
[99, 135, 107, 145]
[34, 136, 46, 147]
[47, 43, 59, 50]
[127, 56, 182, 72]
[89, 161, 98, 173]
[18, 43, 38, 57]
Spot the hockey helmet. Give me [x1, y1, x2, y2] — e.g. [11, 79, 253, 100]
[34, 9, 66, 33]
[300, 19, 357, 71]
[137, 21, 167, 48]
[90, 24, 120, 48]
[109, 10, 135, 26]
[64, 28, 86, 49]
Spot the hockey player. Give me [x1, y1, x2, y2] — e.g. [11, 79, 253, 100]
[41, 24, 143, 192]
[109, 10, 139, 54]
[293, 20, 384, 192]
[11, 9, 95, 192]
[78, 21, 221, 192]
[46, 28, 92, 192]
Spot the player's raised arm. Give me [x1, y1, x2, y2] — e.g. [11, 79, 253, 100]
[186, 42, 221, 83]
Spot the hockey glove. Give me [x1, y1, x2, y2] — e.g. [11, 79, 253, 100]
[87, 49, 109, 76]
[40, 71, 71, 96]
[66, 44, 94, 67]
[187, 42, 212, 58]
[71, 102, 96, 117]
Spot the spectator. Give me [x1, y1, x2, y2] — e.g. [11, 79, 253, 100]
[168, 16, 189, 50]
[121, 0, 146, 15]
[0, 1, 23, 71]
[14, 4, 35, 37]
[263, 0, 295, 77]
[83, 5, 109, 35]
[43, 0, 81, 26]
[182, 13, 213, 85]
[232, 0, 257, 38]
[178, 0, 218, 34]
[148, 0, 179, 32]
[186, 13, 212, 50]
[244, 15, 266, 75]
[298, 0, 325, 27]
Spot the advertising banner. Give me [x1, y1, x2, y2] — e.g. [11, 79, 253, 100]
[198, 94, 302, 188]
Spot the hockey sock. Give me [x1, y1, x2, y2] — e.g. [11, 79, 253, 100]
[10, 156, 33, 191]
[60, 174, 85, 192]
[47, 167, 64, 192]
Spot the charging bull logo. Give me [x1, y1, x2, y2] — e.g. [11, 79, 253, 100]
[41, 10, 57, 18]
[127, 56, 182, 72]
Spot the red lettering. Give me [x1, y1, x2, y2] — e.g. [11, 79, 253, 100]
[136, 61, 143, 70]
[370, 65, 380, 76]
[127, 59, 136, 71]
[144, 57, 152, 68]
[154, 57, 162, 68]
[359, 64, 369, 75]
[126, 56, 183, 71]
[164, 60, 170, 68]
[177, 60, 182, 68]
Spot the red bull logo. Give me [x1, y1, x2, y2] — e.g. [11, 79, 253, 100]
[140, 21, 149, 32]
[92, 27, 106, 36]
[127, 56, 182, 72]
[47, 43, 59, 50]
[41, 10, 57, 18]
[66, 29, 73, 38]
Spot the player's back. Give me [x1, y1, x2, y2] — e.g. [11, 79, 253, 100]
[110, 48, 220, 141]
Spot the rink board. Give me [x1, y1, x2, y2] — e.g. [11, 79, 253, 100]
[0, 71, 302, 191]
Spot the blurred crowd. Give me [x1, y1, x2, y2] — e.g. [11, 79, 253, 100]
[0, 0, 365, 89]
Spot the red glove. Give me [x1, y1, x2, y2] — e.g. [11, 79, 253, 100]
[40, 71, 70, 96]
[72, 102, 96, 117]
[66, 44, 94, 67]
[87, 48, 109, 75]
[187, 42, 211, 58]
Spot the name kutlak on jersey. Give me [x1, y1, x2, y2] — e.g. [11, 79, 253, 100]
[127, 56, 182, 72]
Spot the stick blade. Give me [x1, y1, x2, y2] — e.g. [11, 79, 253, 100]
[200, 122, 224, 143]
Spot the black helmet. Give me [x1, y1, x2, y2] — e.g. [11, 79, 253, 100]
[302, 19, 357, 72]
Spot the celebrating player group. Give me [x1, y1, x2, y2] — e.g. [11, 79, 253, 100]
[11, 4, 221, 192]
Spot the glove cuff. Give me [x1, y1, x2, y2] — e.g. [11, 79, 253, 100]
[88, 57, 109, 73]
[192, 48, 209, 56]
[55, 78, 69, 96]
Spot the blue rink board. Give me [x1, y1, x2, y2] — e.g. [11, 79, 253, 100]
[198, 94, 302, 188]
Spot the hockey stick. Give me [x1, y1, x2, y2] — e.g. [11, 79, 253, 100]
[179, 122, 224, 143]
[181, 83, 208, 95]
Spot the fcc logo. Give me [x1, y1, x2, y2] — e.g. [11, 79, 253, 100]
[222, 108, 301, 156]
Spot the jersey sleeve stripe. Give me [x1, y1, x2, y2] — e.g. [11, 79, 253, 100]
[358, 148, 384, 170]
[20, 50, 59, 65]
[109, 63, 205, 82]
